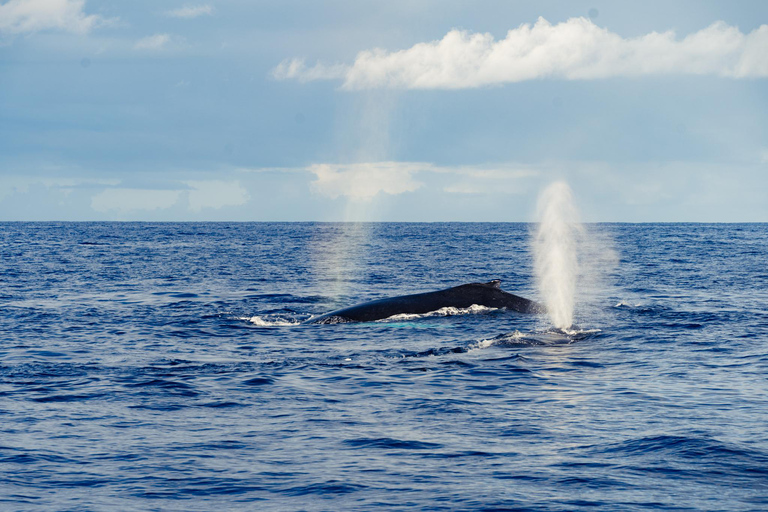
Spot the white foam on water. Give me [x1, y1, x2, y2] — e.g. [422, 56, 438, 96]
[558, 327, 602, 337]
[614, 301, 642, 308]
[380, 304, 497, 322]
[242, 316, 300, 327]
[467, 330, 525, 352]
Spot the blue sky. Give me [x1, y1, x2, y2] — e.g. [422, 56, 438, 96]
[1, 0, 766, 221]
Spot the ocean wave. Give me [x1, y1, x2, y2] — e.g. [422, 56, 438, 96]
[614, 300, 643, 308]
[472, 327, 601, 349]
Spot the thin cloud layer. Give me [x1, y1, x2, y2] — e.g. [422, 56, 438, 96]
[272, 59, 348, 82]
[91, 188, 181, 213]
[308, 162, 426, 200]
[186, 180, 249, 211]
[134, 33, 171, 50]
[165, 5, 213, 19]
[441, 168, 538, 195]
[274, 17, 768, 89]
[304, 162, 539, 200]
[0, 0, 104, 35]
[89, 180, 250, 213]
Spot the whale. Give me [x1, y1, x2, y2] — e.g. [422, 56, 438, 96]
[307, 280, 544, 324]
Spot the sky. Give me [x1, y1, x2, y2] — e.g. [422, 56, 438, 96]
[1, 0, 767, 221]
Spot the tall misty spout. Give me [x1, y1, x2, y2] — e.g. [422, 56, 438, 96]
[533, 181, 582, 329]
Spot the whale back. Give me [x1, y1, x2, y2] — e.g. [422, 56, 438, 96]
[309, 280, 543, 323]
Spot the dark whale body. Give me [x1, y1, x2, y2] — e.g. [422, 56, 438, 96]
[308, 280, 544, 324]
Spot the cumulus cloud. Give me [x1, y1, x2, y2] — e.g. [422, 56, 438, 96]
[186, 180, 250, 211]
[274, 17, 768, 89]
[134, 33, 171, 50]
[166, 5, 213, 19]
[0, 0, 104, 35]
[308, 162, 427, 200]
[91, 188, 181, 213]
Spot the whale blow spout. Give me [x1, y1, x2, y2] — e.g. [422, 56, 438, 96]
[533, 181, 582, 330]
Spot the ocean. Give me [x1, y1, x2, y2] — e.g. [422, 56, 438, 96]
[1, 222, 767, 511]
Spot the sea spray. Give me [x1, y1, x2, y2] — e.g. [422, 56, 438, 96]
[533, 181, 582, 329]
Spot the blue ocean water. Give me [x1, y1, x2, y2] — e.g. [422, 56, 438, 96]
[1, 222, 767, 511]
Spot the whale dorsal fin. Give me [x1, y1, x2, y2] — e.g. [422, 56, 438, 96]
[486, 280, 501, 288]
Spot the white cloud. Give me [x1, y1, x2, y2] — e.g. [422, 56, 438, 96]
[186, 180, 250, 211]
[308, 162, 426, 200]
[274, 17, 768, 89]
[272, 58, 348, 82]
[134, 33, 171, 50]
[166, 5, 213, 19]
[302, 162, 537, 199]
[0, 0, 104, 35]
[91, 188, 181, 213]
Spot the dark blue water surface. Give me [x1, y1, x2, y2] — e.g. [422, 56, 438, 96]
[1, 222, 767, 511]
